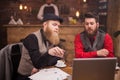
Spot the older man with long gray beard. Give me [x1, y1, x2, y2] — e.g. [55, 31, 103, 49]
[16, 14, 65, 80]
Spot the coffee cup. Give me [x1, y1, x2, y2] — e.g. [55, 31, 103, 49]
[56, 60, 65, 67]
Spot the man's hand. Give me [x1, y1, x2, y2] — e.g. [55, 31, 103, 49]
[48, 46, 65, 58]
[97, 49, 109, 57]
[31, 68, 39, 75]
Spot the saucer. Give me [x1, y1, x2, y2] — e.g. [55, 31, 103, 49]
[55, 64, 67, 68]
[116, 66, 120, 70]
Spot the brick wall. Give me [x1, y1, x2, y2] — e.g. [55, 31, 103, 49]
[0, 0, 98, 25]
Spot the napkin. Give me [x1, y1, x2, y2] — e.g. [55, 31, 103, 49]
[8, 16, 17, 25]
[16, 18, 23, 25]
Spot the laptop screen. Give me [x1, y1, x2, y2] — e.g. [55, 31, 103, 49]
[72, 57, 117, 80]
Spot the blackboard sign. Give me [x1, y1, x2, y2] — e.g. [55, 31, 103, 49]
[98, 0, 108, 16]
[98, 0, 108, 31]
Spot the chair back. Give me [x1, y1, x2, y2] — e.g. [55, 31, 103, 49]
[0, 43, 22, 80]
[11, 44, 22, 80]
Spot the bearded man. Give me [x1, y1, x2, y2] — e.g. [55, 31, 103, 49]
[74, 12, 114, 58]
[16, 14, 64, 80]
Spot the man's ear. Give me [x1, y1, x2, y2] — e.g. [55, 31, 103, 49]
[43, 22, 47, 31]
[97, 22, 99, 28]
[43, 22, 47, 26]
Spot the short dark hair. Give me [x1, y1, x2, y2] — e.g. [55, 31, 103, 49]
[84, 12, 99, 22]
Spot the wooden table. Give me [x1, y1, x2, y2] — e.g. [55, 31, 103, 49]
[114, 69, 120, 80]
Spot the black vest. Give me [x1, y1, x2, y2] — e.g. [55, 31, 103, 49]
[44, 6, 55, 15]
[80, 29, 105, 52]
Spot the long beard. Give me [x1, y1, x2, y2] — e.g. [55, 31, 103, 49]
[44, 26, 60, 45]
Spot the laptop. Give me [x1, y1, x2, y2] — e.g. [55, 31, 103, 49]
[72, 57, 117, 80]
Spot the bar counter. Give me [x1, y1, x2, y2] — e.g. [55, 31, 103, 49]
[3, 24, 84, 44]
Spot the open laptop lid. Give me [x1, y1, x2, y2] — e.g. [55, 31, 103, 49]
[72, 57, 117, 80]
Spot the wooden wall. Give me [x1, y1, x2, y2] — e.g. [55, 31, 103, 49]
[107, 0, 120, 57]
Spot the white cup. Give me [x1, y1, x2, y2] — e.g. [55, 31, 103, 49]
[56, 60, 65, 66]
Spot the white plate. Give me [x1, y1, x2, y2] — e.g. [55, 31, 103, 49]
[55, 64, 67, 68]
